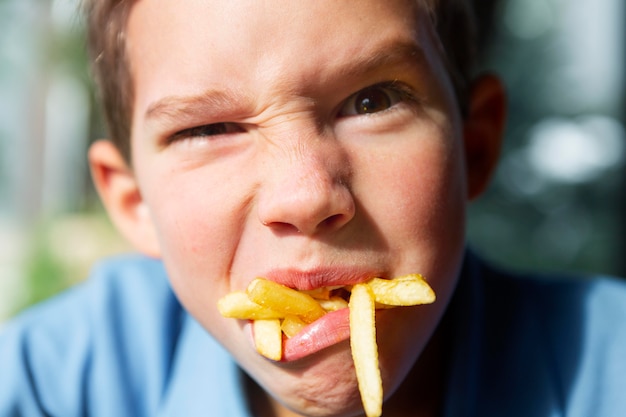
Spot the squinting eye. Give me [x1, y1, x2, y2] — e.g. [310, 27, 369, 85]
[169, 122, 244, 143]
[338, 84, 404, 117]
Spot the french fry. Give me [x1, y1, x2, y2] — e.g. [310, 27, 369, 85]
[349, 284, 382, 417]
[366, 274, 435, 306]
[281, 315, 308, 338]
[253, 319, 283, 361]
[318, 296, 349, 312]
[217, 291, 285, 319]
[301, 287, 332, 300]
[247, 278, 327, 323]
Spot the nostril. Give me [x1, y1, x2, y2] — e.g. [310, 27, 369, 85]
[263, 213, 351, 235]
[321, 213, 349, 230]
[264, 221, 302, 234]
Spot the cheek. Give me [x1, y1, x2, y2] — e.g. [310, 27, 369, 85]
[140, 169, 247, 315]
[405, 149, 466, 240]
[356, 134, 466, 241]
[352, 126, 467, 302]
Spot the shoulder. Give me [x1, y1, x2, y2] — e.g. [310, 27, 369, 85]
[470, 256, 626, 416]
[519, 271, 626, 417]
[481, 262, 626, 340]
[0, 254, 184, 416]
[1, 254, 176, 344]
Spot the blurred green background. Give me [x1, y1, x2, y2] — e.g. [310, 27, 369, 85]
[0, 0, 624, 322]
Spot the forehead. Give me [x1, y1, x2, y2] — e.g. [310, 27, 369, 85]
[126, 0, 443, 120]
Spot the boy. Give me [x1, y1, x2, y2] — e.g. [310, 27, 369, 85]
[1, 1, 625, 416]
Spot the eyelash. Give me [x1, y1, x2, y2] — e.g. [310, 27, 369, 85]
[166, 81, 419, 144]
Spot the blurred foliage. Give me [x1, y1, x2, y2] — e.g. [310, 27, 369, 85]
[467, 0, 625, 277]
[12, 225, 69, 315]
[9, 211, 131, 317]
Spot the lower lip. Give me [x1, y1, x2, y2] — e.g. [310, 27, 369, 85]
[281, 308, 351, 362]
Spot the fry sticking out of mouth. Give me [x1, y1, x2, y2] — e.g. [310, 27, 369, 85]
[217, 274, 435, 417]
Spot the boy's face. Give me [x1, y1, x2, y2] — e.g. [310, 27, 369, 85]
[100, 0, 497, 415]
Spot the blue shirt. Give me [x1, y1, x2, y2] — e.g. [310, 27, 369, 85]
[1, 253, 625, 416]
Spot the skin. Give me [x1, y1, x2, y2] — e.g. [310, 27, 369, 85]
[89, 0, 506, 416]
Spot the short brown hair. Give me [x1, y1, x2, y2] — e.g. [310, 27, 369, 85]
[83, 0, 479, 163]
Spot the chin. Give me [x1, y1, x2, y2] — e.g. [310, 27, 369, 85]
[251, 311, 428, 417]
[251, 341, 366, 417]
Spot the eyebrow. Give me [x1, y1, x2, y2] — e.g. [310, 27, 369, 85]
[145, 88, 253, 125]
[143, 39, 427, 124]
[336, 41, 426, 79]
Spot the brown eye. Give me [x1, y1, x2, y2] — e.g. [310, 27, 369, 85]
[338, 84, 404, 117]
[354, 87, 392, 114]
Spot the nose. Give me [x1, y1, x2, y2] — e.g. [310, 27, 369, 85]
[257, 142, 355, 236]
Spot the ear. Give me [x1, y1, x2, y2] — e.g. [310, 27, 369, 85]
[89, 140, 161, 258]
[463, 73, 507, 200]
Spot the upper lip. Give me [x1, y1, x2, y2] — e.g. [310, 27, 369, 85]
[259, 266, 385, 290]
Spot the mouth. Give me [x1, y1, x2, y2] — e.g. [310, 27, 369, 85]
[245, 282, 356, 362]
[281, 285, 353, 361]
[246, 267, 383, 360]
[252, 283, 385, 362]
[219, 270, 435, 363]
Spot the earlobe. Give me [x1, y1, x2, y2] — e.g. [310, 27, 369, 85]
[463, 73, 507, 200]
[88, 140, 161, 258]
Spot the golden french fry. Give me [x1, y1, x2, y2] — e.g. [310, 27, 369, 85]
[349, 284, 382, 417]
[300, 287, 332, 300]
[281, 315, 308, 338]
[318, 296, 349, 312]
[366, 274, 435, 306]
[217, 291, 285, 319]
[253, 319, 283, 361]
[247, 278, 327, 323]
